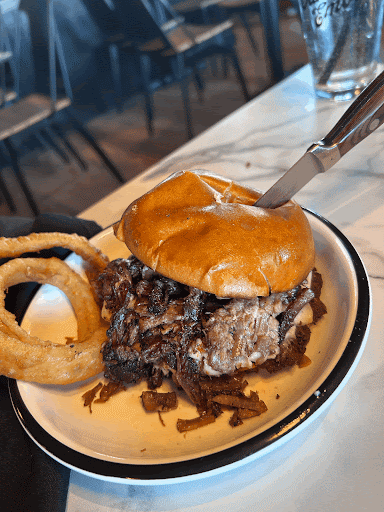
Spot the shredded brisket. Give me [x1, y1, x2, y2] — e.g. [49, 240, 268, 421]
[93, 256, 327, 429]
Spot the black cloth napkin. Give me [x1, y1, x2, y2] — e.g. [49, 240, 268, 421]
[0, 214, 103, 512]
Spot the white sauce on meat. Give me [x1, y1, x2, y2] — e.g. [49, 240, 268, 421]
[188, 273, 315, 376]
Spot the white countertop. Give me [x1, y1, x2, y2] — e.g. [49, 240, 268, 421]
[71, 65, 384, 511]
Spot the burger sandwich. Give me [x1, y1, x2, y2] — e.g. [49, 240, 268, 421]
[93, 170, 327, 430]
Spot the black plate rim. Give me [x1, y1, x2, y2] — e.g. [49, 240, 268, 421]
[8, 209, 371, 482]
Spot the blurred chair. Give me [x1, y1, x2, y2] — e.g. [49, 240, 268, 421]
[0, 5, 19, 211]
[173, 0, 285, 85]
[0, 0, 125, 216]
[0, 14, 16, 108]
[82, 0, 250, 139]
[110, 0, 250, 139]
[79, 0, 140, 113]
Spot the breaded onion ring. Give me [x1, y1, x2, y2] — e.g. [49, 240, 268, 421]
[0, 257, 102, 344]
[0, 326, 105, 384]
[0, 232, 109, 272]
[0, 232, 109, 384]
[0, 256, 106, 384]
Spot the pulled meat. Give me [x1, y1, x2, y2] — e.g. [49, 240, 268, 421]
[177, 414, 216, 433]
[141, 390, 178, 412]
[95, 256, 327, 429]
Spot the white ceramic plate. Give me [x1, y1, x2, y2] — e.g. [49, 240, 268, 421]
[10, 210, 371, 483]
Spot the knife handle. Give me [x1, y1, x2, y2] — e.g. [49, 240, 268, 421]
[320, 69, 384, 157]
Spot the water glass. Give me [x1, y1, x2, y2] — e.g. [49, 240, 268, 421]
[297, 0, 384, 101]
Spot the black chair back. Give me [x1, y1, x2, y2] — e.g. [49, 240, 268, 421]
[110, 0, 169, 44]
[113, 0, 194, 50]
[80, 0, 124, 36]
[147, 0, 185, 27]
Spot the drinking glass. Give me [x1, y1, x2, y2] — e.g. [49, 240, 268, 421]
[297, 0, 384, 101]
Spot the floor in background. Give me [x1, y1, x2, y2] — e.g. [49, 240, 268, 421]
[0, 12, 308, 220]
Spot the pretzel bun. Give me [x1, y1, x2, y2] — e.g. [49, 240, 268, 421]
[114, 170, 315, 298]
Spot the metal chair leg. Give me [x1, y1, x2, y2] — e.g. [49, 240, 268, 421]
[50, 122, 88, 171]
[237, 12, 259, 57]
[32, 131, 68, 164]
[259, 0, 284, 84]
[3, 138, 40, 216]
[193, 67, 205, 104]
[174, 54, 194, 140]
[143, 91, 155, 136]
[38, 126, 71, 164]
[179, 77, 193, 140]
[229, 51, 250, 102]
[139, 54, 155, 136]
[221, 55, 229, 79]
[0, 170, 17, 212]
[66, 108, 125, 184]
[109, 43, 124, 113]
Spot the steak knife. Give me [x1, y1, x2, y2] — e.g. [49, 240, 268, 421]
[255, 69, 384, 209]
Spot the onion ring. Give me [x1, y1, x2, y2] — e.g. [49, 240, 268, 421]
[0, 256, 106, 384]
[0, 326, 105, 384]
[0, 257, 102, 344]
[0, 232, 110, 384]
[0, 232, 109, 273]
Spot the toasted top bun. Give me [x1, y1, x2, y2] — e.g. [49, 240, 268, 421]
[114, 170, 315, 298]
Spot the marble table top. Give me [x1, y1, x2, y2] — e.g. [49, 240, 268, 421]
[73, 64, 384, 511]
